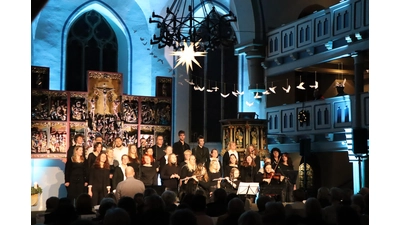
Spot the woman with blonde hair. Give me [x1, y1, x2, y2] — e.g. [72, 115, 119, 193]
[160, 153, 181, 193]
[222, 142, 240, 174]
[64, 145, 88, 204]
[179, 149, 192, 168]
[179, 155, 197, 198]
[208, 159, 222, 195]
[221, 167, 241, 195]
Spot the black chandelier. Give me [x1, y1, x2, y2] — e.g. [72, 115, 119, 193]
[149, 0, 237, 51]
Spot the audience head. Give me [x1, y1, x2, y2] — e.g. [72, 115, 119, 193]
[227, 197, 245, 215]
[317, 186, 330, 200]
[117, 196, 136, 216]
[336, 205, 361, 225]
[351, 194, 366, 214]
[45, 196, 59, 213]
[330, 187, 344, 203]
[238, 210, 262, 225]
[179, 193, 194, 209]
[293, 189, 306, 202]
[263, 202, 285, 224]
[143, 187, 158, 198]
[170, 209, 197, 225]
[75, 193, 93, 214]
[256, 195, 275, 212]
[143, 194, 165, 213]
[98, 198, 117, 219]
[161, 190, 177, 206]
[305, 197, 322, 218]
[51, 197, 78, 224]
[103, 207, 131, 225]
[212, 188, 227, 203]
[191, 194, 207, 212]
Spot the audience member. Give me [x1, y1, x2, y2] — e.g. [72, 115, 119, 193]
[191, 194, 214, 225]
[256, 195, 275, 215]
[170, 209, 197, 225]
[45, 196, 60, 213]
[103, 207, 131, 225]
[115, 166, 145, 202]
[161, 190, 178, 213]
[303, 197, 326, 225]
[322, 187, 343, 225]
[45, 197, 78, 225]
[317, 187, 331, 208]
[262, 201, 286, 225]
[75, 193, 96, 216]
[92, 197, 117, 224]
[238, 210, 262, 225]
[216, 197, 245, 225]
[206, 188, 227, 217]
[117, 196, 137, 224]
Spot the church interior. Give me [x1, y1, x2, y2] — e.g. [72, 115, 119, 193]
[29, 0, 370, 213]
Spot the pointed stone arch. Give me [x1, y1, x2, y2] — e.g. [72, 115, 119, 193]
[60, 1, 132, 93]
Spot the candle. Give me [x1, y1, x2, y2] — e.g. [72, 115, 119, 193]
[34, 182, 38, 189]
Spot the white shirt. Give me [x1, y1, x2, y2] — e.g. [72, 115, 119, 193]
[113, 146, 128, 165]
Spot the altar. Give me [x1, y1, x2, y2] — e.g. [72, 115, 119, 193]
[220, 113, 269, 162]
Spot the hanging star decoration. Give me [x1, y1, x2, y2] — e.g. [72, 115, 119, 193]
[171, 40, 207, 73]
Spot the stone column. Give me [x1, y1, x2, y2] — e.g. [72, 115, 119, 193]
[235, 43, 265, 91]
[351, 51, 368, 191]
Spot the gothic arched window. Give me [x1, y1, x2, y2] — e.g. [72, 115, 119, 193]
[298, 163, 314, 189]
[66, 10, 118, 92]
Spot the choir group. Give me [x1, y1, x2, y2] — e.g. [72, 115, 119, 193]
[64, 130, 297, 206]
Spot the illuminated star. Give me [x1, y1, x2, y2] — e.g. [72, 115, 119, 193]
[171, 40, 207, 73]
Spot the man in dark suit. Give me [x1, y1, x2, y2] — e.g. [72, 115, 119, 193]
[152, 134, 166, 162]
[66, 133, 84, 160]
[172, 130, 190, 165]
[138, 137, 147, 156]
[192, 135, 209, 166]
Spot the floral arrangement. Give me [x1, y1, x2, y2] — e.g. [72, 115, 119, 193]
[298, 110, 309, 125]
[31, 182, 43, 195]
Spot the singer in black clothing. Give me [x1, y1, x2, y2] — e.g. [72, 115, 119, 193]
[151, 134, 167, 162]
[239, 155, 257, 182]
[223, 154, 238, 179]
[179, 155, 197, 198]
[207, 159, 222, 195]
[246, 144, 261, 172]
[66, 134, 84, 161]
[64, 145, 88, 203]
[192, 135, 209, 165]
[172, 130, 190, 165]
[271, 147, 282, 170]
[88, 152, 110, 206]
[279, 152, 296, 202]
[160, 153, 181, 193]
[140, 154, 158, 186]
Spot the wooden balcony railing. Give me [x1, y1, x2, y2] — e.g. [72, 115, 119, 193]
[265, 92, 368, 135]
[264, 0, 369, 75]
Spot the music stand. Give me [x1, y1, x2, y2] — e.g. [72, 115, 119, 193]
[237, 182, 259, 199]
